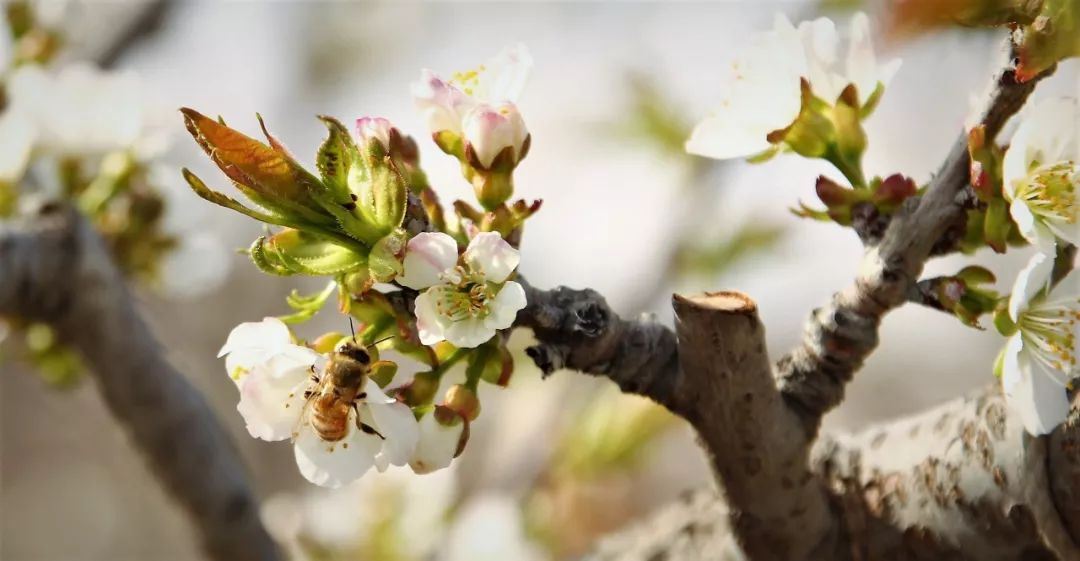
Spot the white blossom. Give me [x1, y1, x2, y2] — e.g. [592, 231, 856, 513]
[686, 12, 900, 160]
[411, 44, 532, 166]
[442, 494, 547, 561]
[1000, 253, 1080, 435]
[409, 410, 465, 474]
[6, 63, 143, 156]
[220, 318, 419, 487]
[399, 232, 526, 348]
[1002, 97, 1079, 252]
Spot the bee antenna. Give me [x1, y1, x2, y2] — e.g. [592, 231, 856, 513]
[368, 335, 396, 349]
[348, 316, 356, 342]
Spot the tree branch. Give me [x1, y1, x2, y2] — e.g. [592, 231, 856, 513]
[0, 203, 280, 561]
[673, 292, 834, 559]
[588, 382, 1080, 561]
[775, 46, 1053, 434]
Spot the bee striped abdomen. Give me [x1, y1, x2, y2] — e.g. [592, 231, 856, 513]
[311, 393, 350, 442]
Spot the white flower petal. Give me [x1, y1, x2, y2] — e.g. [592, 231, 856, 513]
[368, 399, 420, 472]
[798, 16, 843, 102]
[1002, 336, 1070, 435]
[1004, 97, 1079, 187]
[410, 414, 464, 474]
[484, 281, 527, 331]
[400, 232, 459, 290]
[0, 105, 35, 183]
[464, 232, 519, 283]
[461, 102, 528, 168]
[845, 12, 898, 104]
[474, 43, 533, 103]
[685, 14, 808, 160]
[237, 366, 309, 441]
[415, 291, 450, 346]
[1010, 252, 1055, 321]
[355, 116, 393, 149]
[218, 317, 292, 358]
[444, 318, 496, 349]
[411, 69, 474, 136]
[443, 494, 545, 561]
[293, 410, 383, 488]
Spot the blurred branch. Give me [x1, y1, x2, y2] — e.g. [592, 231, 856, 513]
[0, 202, 280, 561]
[92, 0, 173, 68]
[775, 43, 1053, 434]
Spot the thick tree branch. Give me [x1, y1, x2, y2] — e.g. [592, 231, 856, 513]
[0, 203, 280, 561]
[673, 292, 834, 560]
[588, 383, 1080, 561]
[775, 48, 1053, 433]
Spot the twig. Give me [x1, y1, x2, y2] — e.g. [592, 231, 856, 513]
[775, 45, 1054, 434]
[0, 203, 280, 561]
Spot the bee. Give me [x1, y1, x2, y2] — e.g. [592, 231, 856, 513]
[298, 340, 392, 443]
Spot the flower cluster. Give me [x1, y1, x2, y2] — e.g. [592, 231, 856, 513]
[193, 45, 537, 485]
[686, 12, 900, 186]
[994, 97, 1079, 435]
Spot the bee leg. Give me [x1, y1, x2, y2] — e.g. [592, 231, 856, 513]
[303, 389, 313, 399]
[353, 402, 385, 440]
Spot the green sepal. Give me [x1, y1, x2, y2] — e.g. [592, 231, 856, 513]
[351, 155, 408, 234]
[368, 229, 407, 283]
[433, 131, 465, 159]
[984, 197, 1012, 254]
[993, 302, 1019, 337]
[465, 338, 515, 387]
[369, 361, 398, 388]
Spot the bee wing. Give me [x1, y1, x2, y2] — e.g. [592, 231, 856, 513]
[291, 391, 318, 442]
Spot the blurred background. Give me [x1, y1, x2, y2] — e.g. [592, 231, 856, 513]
[1, 1, 1078, 560]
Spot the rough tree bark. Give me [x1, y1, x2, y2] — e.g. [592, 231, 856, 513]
[0, 203, 281, 561]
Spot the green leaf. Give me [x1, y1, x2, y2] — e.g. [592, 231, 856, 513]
[316, 116, 358, 196]
[261, 229, 368, 276]
[181, 108, 332, 225]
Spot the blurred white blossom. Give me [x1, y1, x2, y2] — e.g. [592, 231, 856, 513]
[686, 12, 900, 160]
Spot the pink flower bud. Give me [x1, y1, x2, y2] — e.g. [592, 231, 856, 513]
[461, 102, 529, 169]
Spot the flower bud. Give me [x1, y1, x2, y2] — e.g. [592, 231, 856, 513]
[356, 116, 394, 153]
[311, 332, 347, 354]
[443, 384, 481, 421]
[396, 370, 440, 406]
[462, 102, 529, 171]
